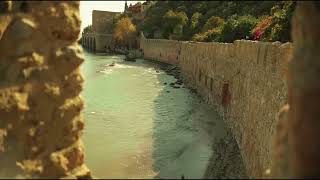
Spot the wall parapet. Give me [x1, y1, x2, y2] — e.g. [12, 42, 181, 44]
[140, 35, 293, 178]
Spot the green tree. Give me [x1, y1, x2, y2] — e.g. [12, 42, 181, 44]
[136, 1, 292, 42]
[140, 3, 169, 38]
[83, 25, 93, 34]
[192, 28, 222, 42]
[191, 12, 203, 30]
[219, 15, 258, 43]
[113, 17, 137, 49]
[163, 10, 188, 38]
[176, 5, 187, 13]
[262, 1, 296, 42]
[202, 16, 225, 32]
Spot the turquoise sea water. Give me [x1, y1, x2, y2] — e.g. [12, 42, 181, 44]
[81, 51, 225, 179]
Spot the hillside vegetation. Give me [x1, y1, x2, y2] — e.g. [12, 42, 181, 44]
[137, 1, 296, 43]
[81, 1, 296, 46]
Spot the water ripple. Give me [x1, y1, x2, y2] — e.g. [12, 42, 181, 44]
[81, 52, 224, 179]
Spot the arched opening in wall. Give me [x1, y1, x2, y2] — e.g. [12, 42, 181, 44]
[205, 75, 208, 87]
[93, 38, 96, 52]
[198, 70, 202, 82]
[86, 37, 88, 49]
[90, 38, 93, 51]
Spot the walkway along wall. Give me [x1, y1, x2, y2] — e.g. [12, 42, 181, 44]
[140, 33, 293, 178]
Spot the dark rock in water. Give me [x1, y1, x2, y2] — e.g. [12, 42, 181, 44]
[203, 129, 248, 179]
[169, 82, 175, 86]
[124, 57, 136, 62]
[156, 70, 160, 73]
[190, 88, 197, 94]
[173, 85, 180, 89]
[176, 80, 183, 85]
[164, 82, 167, 85]
[167, 65, 178, 71]
[166, 90, 170, 93]
[125, 49, 142, 61]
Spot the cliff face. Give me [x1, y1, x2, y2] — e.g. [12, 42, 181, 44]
[140, 35, 293, 178]
[0, 1, 91, 178]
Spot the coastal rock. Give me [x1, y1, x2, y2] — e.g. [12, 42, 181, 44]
[109, 62, 115, 66]
[125, 49, 143, 61]
[204, 130, 248, 179]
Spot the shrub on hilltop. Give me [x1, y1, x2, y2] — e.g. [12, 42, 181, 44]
[115, 1, 296, 43]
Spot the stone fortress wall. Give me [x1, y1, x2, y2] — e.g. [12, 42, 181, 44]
[1, 1, 318, 178]
[0, 1, 91, 179]
[140, 33, 293, 178]
[82, 10, 120, 52]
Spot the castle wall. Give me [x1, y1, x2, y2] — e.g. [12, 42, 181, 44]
[140, 35, 293, 178]
[95, 33, 113, 52]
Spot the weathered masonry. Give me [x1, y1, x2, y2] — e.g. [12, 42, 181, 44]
[82, 10, 120, 52]
[140, 32, 293, 178]
[0, 1, 91, 178]
[1, 1, 320, 179]
[140, 3, 320, 175]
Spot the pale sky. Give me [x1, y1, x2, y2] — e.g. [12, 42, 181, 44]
[80, 1, 145, 32]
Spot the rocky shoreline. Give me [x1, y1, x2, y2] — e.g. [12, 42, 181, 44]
[146, 60, 248, 179]
[203, 129, 248, 179]
[159, 65, 185, 89]
[145, 60, 197, 93]
[100, 56, 248, 179]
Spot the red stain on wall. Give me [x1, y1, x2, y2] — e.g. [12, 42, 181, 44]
[222, 82, 231, 107]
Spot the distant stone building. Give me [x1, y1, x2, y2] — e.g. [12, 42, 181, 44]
[82, 10, 121, 52]
[82, 2, 155, 52]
